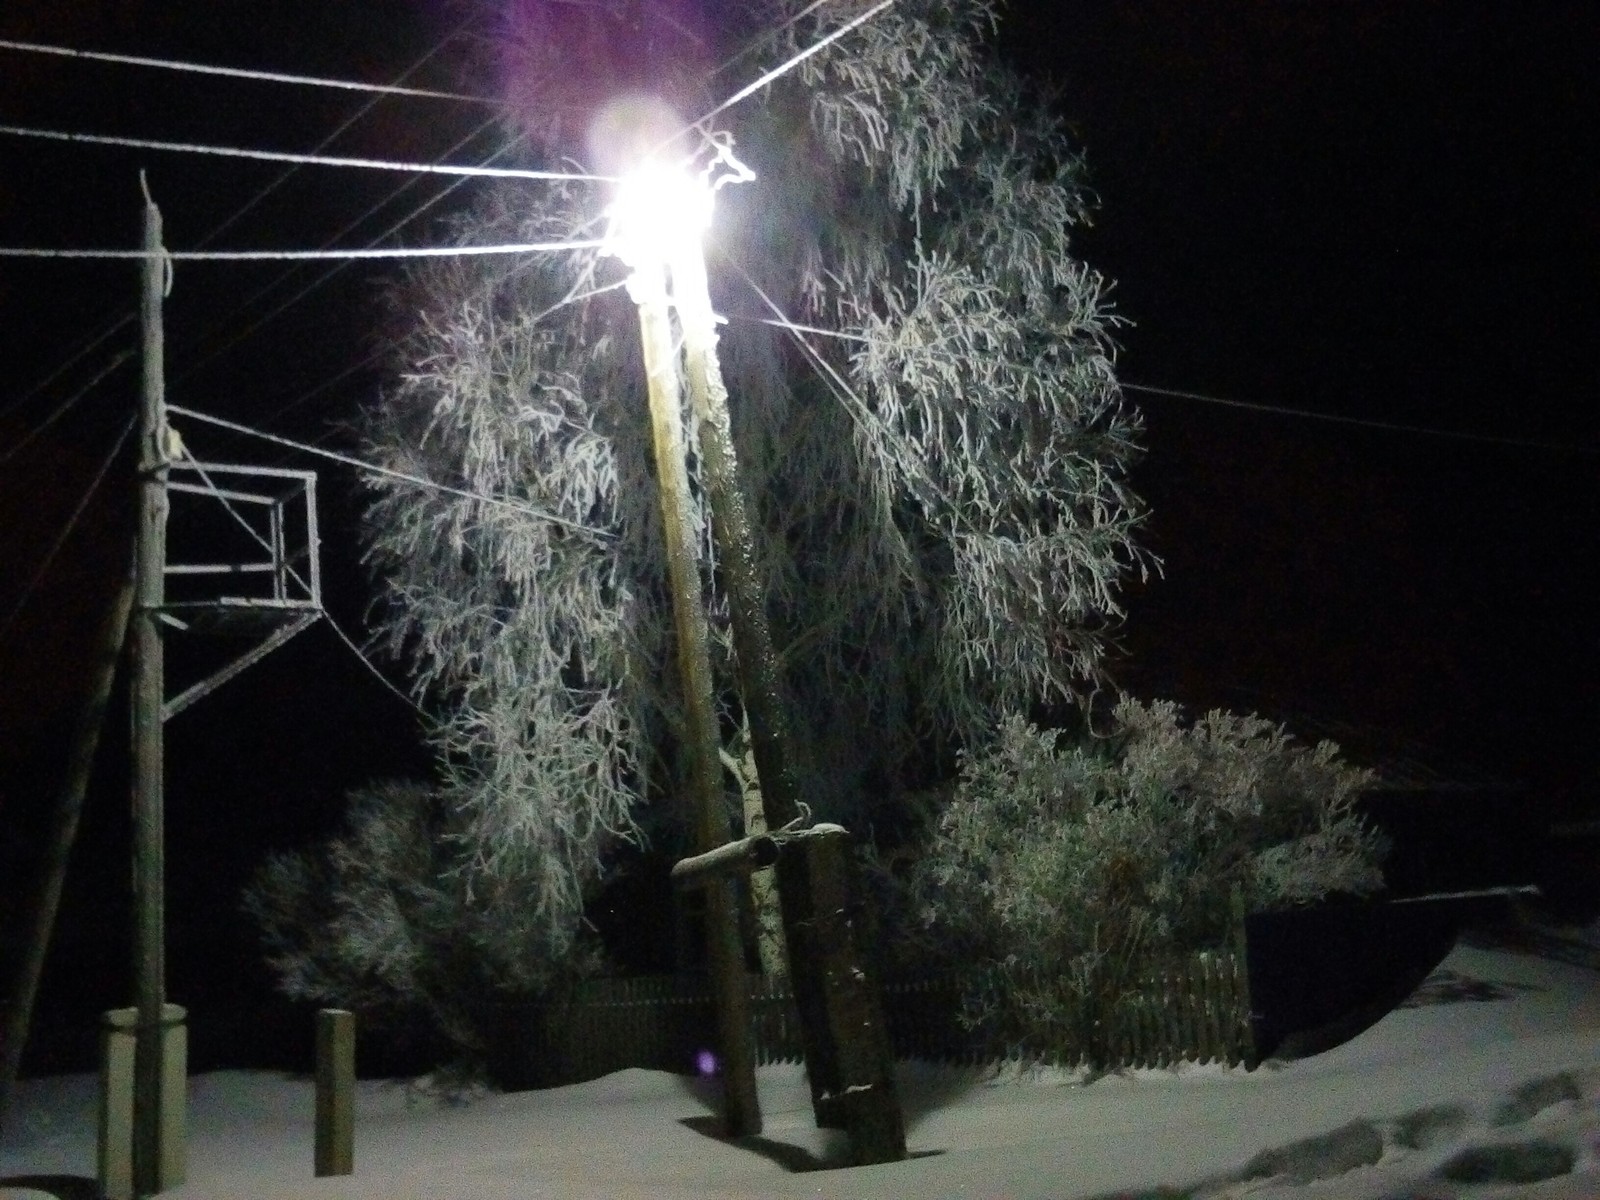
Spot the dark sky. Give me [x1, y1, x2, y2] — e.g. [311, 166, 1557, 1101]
[1, 0, 1595, 1051]
[1010, 2, 1596, 806]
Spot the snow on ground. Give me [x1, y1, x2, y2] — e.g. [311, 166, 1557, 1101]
[4, 934, 1598, 1199]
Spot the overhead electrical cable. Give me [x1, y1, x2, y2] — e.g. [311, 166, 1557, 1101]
[172, 119, 512, 393]
[4, 21, 474, 421]
[0, 323, 132, 427]
[688, 0, 896, 132]
[709, 0, 838, 78]
[722, 312, 1597, 457]
[247, 2, 903, 292]
[258, 277, 628, 455]
[0, 239, 604, 261]
[257, 351, 384, 437]
[1118, 383, 1598, 455]
[722, 254, 960, 518]
[253, 277, 631, 473]
[0, 36, 498, 104]
[175, 0, 880, 446]
[322, 611, 431, 717]
[0, 123, 610, 181]
[199, 23, 476, 247]
[237, 0, 900, 440]
[0, 351, 132, 464]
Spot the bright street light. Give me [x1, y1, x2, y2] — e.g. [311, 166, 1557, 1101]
[602, 134, 752, 279]
[603, 160, 714, 274]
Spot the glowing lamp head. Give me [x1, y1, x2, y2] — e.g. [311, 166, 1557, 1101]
[604, 161, 715, 272]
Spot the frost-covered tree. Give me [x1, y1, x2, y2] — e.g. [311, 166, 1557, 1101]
[242, 781, 603, 1056]
[359, 0, 1148, 953]
[907, 699, 1385, 1065]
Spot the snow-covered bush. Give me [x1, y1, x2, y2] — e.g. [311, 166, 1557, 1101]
[243, 781, 602, 1062]
[913, 698, 1384, 1064]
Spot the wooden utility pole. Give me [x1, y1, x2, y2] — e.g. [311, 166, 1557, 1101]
[630, 262, 762, 1138]
[132, 177, 174, 1194]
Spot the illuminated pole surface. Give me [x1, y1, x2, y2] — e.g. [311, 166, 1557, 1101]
[627, 255, 762, 1138]
[669, 244, 806, 832]
[671, 237, 907, 1162]
[133, 185, 171, 1193]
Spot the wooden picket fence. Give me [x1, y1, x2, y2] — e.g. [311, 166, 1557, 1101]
[490, 949, 1255, 1089]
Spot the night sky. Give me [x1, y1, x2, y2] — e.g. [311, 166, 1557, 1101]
[1003, 3, 1596, 806]
[1, 1, 1595, 1065]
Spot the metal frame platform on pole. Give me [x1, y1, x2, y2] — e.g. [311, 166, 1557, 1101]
[160, 460, 322, 717]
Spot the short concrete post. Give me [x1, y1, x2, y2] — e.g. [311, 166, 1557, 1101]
[315, 1008, 355, 1176]
[98, 1004, 186, 1200]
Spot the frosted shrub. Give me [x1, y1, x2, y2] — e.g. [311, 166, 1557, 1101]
[243, 781, 601, 1061]
[915, 698, 1384, 1065]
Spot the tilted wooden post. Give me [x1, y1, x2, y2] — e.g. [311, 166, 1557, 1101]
[782, 827, 905, 1162]
[673, 824, 906, 1165]
[672, 232, 906, 1165]
[1, 576, 133, 1131]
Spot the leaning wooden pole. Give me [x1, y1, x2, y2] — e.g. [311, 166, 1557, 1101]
[672, 242, 906, 1163]
[630, 263, 761, 1138]
[131, 177, 173, 1195]
[0, 575, 134, 1132]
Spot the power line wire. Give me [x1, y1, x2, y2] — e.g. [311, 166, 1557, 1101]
[159, 0, 745, 447]
[723, 256, 960, 518]
[254, 352, 385, 457]
[0, 416, 134, 646]
[248, 277, 630, 477]
[697, 2, 1587, 460]
[0, 318, 133, 428]
[1119, 383, 1597, 455]
[235, 0, 897, 443]
[256, 278, 628, 457]
[724, 313, 1597, 457]
[0, 239, 605, 261]
[710, 0, 838, 78]
[199, 25, 475, 248]
[689, 0, 896, 133]
[172, 121, 514, 395]
[593, 0, 897, 174]
[3, 24, 474, 425]
[0, 36, 497, 104]
[0, 351, 132, 464]
[165, 403, 612, 536]
[0, 122, 610, 181]
[12, 53, 510, 460]
[322, 612, 431, 718]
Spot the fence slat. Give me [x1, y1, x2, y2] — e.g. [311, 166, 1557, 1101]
[517, 947, 1253, 1087]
